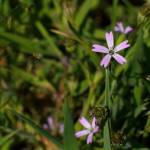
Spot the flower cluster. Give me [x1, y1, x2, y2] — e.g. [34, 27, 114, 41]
[75, 22, 132, 145]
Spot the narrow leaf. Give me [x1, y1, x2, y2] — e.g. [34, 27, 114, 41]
[64, 101, 79, 150]
[11, 110, 63, 149]
[75, 0, 99, 29]
[12, 66, 55, 93]
[104, 69, 111, 150]
[0, 130, 19, 146]
[36, 21, 62, 57]
[0, 30, 47, 54]
[104, 120, 111, 150]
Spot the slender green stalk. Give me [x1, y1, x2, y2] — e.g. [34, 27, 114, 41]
[112, 0, 119, 28]
[104, 68, 111, 150]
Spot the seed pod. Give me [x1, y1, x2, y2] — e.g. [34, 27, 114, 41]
[111, 131, 126, 145]
[89, 106, 110, 124]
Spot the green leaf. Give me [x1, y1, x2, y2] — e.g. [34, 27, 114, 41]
[111, 0, 119, 27]
[0, 29, 47, 54]
[75, 0, 99, 29]
[12, 66, 55, 93]
[133, 85, 143, 106]
[36, 21, 62, 57]
[104, 120, 111, 150]
[134, 103, 147, 118]
[0, 130, 19, 146]
[93, 29, 105, 40]
[11, 110, 63, 149]
[64, 101, 79, 150]
[132, 148, 150, 150]
[104, 69, 111, 150]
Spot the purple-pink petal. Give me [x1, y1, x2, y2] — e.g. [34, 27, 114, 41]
[79, 117, 91, 129]
[117, 22, 124, 33]
[75, 130, 90, 138]
[125, 26, 133, 34]
[105, 32, 114, 49]
[93, 126, 99, 133]
[100, 54, 111, 68]
[92, 117, 96, 129]
[47, 117, 55, 130]
[112, 53, 126, 64]
[43, 124, 49, 130]
[87, 133, 93, 144]
[92, 44, 108, 53]
[114, 26, 120, 32]
[114, 40, 130, 52]
[59, 124, 64, 134]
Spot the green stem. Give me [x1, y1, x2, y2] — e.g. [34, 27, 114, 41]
[112, 0, 119, 28]
[104, 68, 111, 150]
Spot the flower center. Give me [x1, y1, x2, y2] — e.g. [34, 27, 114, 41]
[109, 47, 114, 55]
[89, 127, 93, 132]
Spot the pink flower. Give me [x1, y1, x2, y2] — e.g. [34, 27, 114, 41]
[92, 32, 130, 68]
[75, 117, 99, 144]
[43, 116, 55, 131]
[43, 116, 64, 134]
[114, 22, 133, 34]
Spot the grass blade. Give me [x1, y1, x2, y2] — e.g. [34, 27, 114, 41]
[11, 110, 63, 149]
[64, 100, 79, 150]
[36, 21, 62, 57]
[75, 0, 99, 29]
[12, 66, 55, 93]
[0, 30, 46, 54]
[104, 69, 111, 150]
[0, 130, 19, 146]
[112, 0, 119, 28]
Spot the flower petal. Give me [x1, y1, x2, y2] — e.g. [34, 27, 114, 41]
[87, 133, 93, 144]
[112, 53, 126, 64]
[92, 44, 109, 53]
[43, 124, 49, 130]
[75, 130, 90, 138]
[59, 124, 64, 134]
[92, 117, 96, 129]
[93, 126, 99, 133]
[114, 26, 120, 32]
[100, 54, 111, 68]
[125, 26, 133, 34]
[47, 117, 55, 130]
[117, 22, 124, 33]
[105, 32, 114, 49]
[79, 117, 91, 129]
[114, 40, 130, 52]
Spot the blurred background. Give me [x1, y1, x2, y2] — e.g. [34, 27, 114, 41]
[0, 0, 150, 149]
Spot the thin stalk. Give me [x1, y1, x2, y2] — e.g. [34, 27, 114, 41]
[112, 0, 119, 28]
[103, 68, 111, 150]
